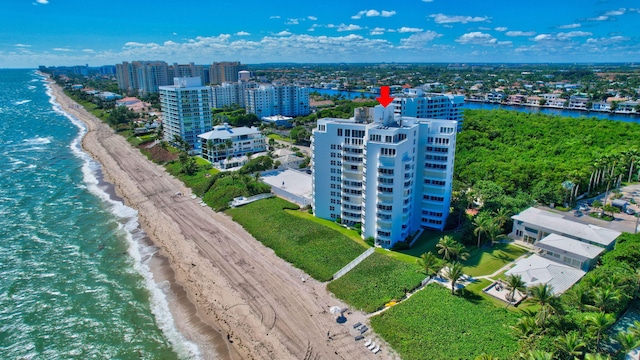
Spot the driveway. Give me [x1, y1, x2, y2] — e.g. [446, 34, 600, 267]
[565, 184, 640, 234]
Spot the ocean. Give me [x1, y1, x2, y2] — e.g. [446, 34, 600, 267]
[0, 69, 199, 359]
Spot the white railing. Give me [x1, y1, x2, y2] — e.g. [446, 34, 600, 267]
[332, 247, 375, 280]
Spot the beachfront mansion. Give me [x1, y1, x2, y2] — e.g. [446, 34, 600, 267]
[312, 105, 456, 249]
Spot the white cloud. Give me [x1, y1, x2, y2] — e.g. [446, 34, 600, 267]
[337, 24, 362, 32]
[352, 9, 396, 19]
[589, 15, 609, 21]
[235, 31, 250, 36]
[308, 16, 317, 21]
[36, 0, 48, 4]
[82, 49, 95, 53]
[285, 18, 300, 25]
[52, 47, 73, 52]
[15, 44, 31, 47]
[429, 13, 490, 24]
[275, 31, 292, 36]
[370, 27, 386, 35]
[586, 36, 628, 44]
[534, 31, 592, 42]
[399, 30, 442, 48]
[605, 8, 626, 16]
[398, 27, 423, 33]
[422, 0, 433, 2]
[558, 23, 581, 29]
[455, 32, 511, 46]
[269, 15, 280, 19]
[557, 31, 591, 40]
[494, 27, 507, 32]
[505, 31, 536, 37]
[533, 34, 553, 42]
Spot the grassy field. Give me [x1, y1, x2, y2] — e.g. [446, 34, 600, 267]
[370, 284, 520, 360]
[388, 230, 529, 277]
[165, 161, 218, 196]
[462, 243, 529, 276]
[226, 197, 365, 281]
[327, 252, 425, 312]
[285, 209, 368, 247]
[266, 133, 293, 142]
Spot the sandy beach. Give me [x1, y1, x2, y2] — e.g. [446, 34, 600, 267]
[48, 80, 396, 360]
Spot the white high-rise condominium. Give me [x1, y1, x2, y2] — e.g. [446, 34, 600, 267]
[393, 88, 465, 132]
[312, 105, 456, 249]
[159, 77, 213, 152]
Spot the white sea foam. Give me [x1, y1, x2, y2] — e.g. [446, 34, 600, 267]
[43, 77, 203, 360]
[13, 99, 32, 105]
[23, 136, 52, 145]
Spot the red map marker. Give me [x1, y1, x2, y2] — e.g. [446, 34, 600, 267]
[376, 86, 395, 107]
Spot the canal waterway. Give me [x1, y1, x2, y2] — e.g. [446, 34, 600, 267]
[311, 88, 639, 123]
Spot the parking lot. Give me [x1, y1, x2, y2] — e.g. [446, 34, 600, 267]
[566, 184, 640, 234]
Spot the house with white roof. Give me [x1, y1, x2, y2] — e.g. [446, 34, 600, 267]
[505, 254, 586, 295]
[198, 123, 267, 169]
[505, 207, 621, 294]
[534, 233, 605, 271]
[511, 207, 620, 249]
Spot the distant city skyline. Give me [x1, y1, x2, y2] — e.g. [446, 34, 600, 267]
[2, 0, 640, 68]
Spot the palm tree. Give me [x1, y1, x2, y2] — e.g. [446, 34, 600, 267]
[554, 332, 586, 358]
[613, 331, 640, 356]
[625, 148, 639, 183]
[473, 214, 492, 248]
[585, 354, 612, 360]
[443, 261, 465, 295]
[493, 208, 512, 229]
[504, 274, 526, 305]
[519, 350, 553, 360]
[590, 285, 621, 313]
[486, 221, 507, 247]
[565, 286, 591, 311]
[451, 242, 470, 261]
[225, 139, 233, 157]
[416, 252, 442, 278]
[527, 283, 556, 308]
[583, 311, 615, 351]
[475, 354, 499, 360]
[436, 235, 457, 261]
[510, 316, 538, 339]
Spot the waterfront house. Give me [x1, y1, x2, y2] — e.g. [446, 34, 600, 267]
[510, 207, 620, 250]
[198, 123, 267, 168]
[567, 96, 589, 110]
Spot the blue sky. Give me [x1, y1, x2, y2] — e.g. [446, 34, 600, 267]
[2, 0, 640, 67]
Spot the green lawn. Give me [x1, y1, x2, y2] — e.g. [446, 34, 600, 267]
[266, 133, 293, 142]
[327, 252, 425, 312]
[388, 230, 529, 277]
[165, 161, 216, 196]
[370, 284, 520, 360]
[461, 243, 529, 277]
[226, 197, 365, 281]
[285, 210, 368, 247]
[384, 230, 460, 264]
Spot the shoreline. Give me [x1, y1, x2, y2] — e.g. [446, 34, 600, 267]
[47, 77, 394, 360]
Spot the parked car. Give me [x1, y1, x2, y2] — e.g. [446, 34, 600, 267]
[625, 208, 636, 215]
[579, 204, 589, 211]
[574, 211, 583, 217]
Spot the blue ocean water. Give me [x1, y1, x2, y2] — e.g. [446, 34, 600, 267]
[0, 69, 199, 359]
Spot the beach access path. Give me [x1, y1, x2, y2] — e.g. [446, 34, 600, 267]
[50, 81, 395, 360]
